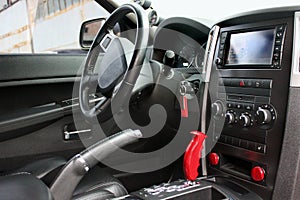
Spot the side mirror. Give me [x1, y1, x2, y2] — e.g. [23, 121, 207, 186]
[79, 18, 106, 49]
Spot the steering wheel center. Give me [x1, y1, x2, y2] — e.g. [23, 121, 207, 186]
[97, 36, 128, 97]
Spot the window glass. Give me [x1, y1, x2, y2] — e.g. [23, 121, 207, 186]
[0, 0, 108, 53]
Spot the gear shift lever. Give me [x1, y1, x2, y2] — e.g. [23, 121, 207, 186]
[50, 129, 142, 200]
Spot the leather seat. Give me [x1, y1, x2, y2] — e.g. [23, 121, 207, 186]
[0, 173, 53, 200]
[4, 156, 128, 200]
[73, 166, 128, 200]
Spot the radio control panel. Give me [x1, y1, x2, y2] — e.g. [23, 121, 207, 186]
[216, 24, 287, 69]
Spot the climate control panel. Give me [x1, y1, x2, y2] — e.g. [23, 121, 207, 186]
[211, 77, 278, 154]
[221, 103, 277, 129]
[212, 78, 277, 129]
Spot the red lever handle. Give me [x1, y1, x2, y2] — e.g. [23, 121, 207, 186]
[180, 96, 189, 118]
[183, 131, 207, 181]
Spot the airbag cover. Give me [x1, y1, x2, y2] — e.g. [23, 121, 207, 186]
[98, 37, 127, 96]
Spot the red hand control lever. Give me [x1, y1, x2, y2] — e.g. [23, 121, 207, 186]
[180, 96, 189, 118]
[183, 131, 207, 181]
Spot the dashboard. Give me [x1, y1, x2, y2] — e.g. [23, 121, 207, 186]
[152, 17, 209, 70]
[149, 7, 300, 200]
[205, 8, 299, 200]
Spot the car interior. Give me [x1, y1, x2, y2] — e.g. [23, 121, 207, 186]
[0, 0, 300, 199]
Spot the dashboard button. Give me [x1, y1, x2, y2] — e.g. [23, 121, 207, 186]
[251, 166, 265, 182]
[239, 80, 245, 87]
[262, 80, 272, 89]
[223, 135, 228, 143]
[209, 153, 220, 166]
[248, 142, 256, 151]
[273, 52, 280, 58]
[275, 39, 282, 45]
[219, 43, 225, 50]
[227, 102, 235, 108]
[276, 32, 284, 39]
[221, 32, 228, 40]
[240, 140, 248, 149]
[273, 61, 280, 67]
[236, 104, 243, 109]
[277, 25, 286, 31]
[274, 46, 281, 52]
[256, 144, 266, 153]
[254, 80, 263, 88]
[226, 136, 233, 145]
[219, 135, 226, 143]
[232, 138, 240, 146]
[244, 104, 254, 111]
[245, 80, 254, 87]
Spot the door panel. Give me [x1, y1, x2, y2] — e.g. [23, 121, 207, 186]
[0, 54, 91, 171]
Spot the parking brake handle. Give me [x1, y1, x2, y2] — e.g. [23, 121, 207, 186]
[50, 129, 142, 200]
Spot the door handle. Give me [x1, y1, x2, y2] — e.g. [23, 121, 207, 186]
[64, 129, 91, 140]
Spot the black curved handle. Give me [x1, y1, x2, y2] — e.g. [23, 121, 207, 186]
[50, 129, 142, 200]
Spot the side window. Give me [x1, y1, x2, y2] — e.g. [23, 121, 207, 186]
[0, 0, 109, 54]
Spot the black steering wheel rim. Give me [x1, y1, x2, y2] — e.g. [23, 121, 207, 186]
[79, 3, 149, 119]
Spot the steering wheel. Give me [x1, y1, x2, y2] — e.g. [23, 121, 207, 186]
[79, 3, 149, 119]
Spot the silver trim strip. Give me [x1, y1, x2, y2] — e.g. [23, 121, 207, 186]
[290, 12, 300, 87]
[200, 26, 220, 176]
[0, 77, 78, 88]
[203, 26, 220, 83]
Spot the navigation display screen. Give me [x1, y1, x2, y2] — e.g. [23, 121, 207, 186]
[226, 29, 275, 65]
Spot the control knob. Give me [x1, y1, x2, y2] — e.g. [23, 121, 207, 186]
[225, 112, 235, 125]
[239, 113, 252, 127]
[215, 58, 223, 65]
[256, 107, 272, 125]
[211, 101, 224, 117]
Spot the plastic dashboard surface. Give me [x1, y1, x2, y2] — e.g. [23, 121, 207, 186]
[206, 7, 296, 200]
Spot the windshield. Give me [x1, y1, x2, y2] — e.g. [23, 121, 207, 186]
[1, 0, 299, 54]
[117, 0, 300, 26]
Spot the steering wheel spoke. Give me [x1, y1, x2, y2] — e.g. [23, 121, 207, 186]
[93, 97, 111, 115]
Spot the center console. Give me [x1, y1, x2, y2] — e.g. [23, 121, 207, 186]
[114, 177, 261, 200]
[206, 15, 294, 199]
